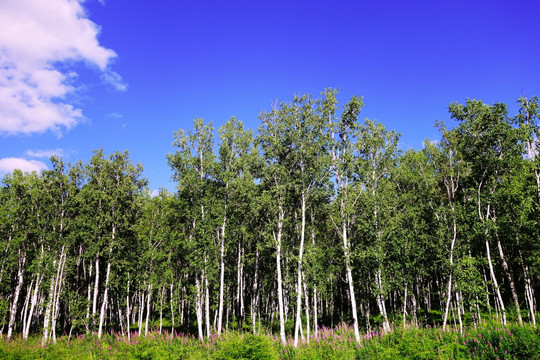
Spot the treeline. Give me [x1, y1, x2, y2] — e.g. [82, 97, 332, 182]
[0, 89, 538, 347]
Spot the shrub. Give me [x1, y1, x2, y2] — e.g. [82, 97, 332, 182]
[212, 333, 279, 360]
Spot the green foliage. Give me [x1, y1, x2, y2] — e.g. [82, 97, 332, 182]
[1, 323, 539, 360]
[212, 333, 280, 360]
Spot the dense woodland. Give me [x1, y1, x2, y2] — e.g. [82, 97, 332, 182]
[1, 89, 539, 348]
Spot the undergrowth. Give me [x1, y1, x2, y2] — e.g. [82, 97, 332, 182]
[1, 322, 538, 359]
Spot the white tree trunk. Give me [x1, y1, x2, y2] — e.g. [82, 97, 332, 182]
[41, 270, 56, 346]
[7, 251, 25, 339]
[485, 234, 506, 325]
[303, 271, 310, 343]
[170, 282, 175, 337]
[159, 287, 164, 334]
[98, 260, 112, 339]
[443, 218, 457, 329]
[118, 300, 125, 337]
[294, 193, 306, 347]
[251, 249, 259, 334]
[239, 250, 244, 318]
[276, 204, 286, 345]
[51, 245, 67, 344]
[495, 234, 522, 325]
[86, 261, 92, 332]
[341, 200, 361, 343]
[403, 283, 408, 327]
[92, 258, 99, 317]
[217, 216, 226, 335]
[456, 292, 463, 335]
[23, 274, 41, 339]
[523, 261, 536, 327]
[376, 268, 390, 332]
[313, 285, 318, 337]
[195, 275, 204, 341]
[21, 278, 33, 338]
[138, 291, 145, 335]
[204, 261, 210, 338]
[126, 279, 131, 340]
[145, 283, 152, 336]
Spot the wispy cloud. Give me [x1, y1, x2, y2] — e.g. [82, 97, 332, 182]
[0, 157, 47, 174]
[0, 0, 126, 136]
[106, 112, 123, 119]
[25, 148, 64, 158]
[101, 71, 128, 92]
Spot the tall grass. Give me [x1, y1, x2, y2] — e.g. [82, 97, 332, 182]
[1, 322, 538, 359]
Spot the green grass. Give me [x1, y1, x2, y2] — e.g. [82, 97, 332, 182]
[1, 322, 539, 359]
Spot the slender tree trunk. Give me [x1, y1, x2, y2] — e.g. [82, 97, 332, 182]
[41, 269, 56, 346]
[239, 249, 244, 319]
[205, 262, 210, 338]
[403, 283, 408, 327]
[443, 217, 457, 329]
[376, 268, 390, 332]
[217, 216, 226, 335]
[411, 284, 417, 327]
[294, 193, 306, 347]
[310, 211, 318, 338]
[495, 231, 522, 325]
[485, 231, 506, 325]
[7, 250, 25, 339]
[93, 258, 99, 318]
[195, 275, 204, 341]
[313, 285, 318, 337]
[51, 246, 67, 344]
[145, 283, 152, 336]
[341, 207, 361, 343]
[98, 259, 112, 339]
[98, 214, 116, 340]
[251, 248, 259, 334]
[126, 279, 131, 340]
[170, 282, 175, 337]
[21, 278, 33, 338]
[118, 300, 125, 336]
[86, 261, 92, 332]
[456, 292, 463, 335]
[23, 274, 41, 339]
[236, 244, 241, 319]
[522, 260, 536, 327]
[303, 271, 310, 343]
[276, 204, 286, 345]
[138, 291, 145, 335]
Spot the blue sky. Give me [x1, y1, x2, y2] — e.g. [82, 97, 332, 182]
[1, 0, 540, 192]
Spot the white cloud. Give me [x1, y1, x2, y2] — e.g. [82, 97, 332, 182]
[0, 157, 48, 173]
[106, 112, 123, 119]
[101, 71, 128, 92]
[26, 148, 65, 158]
[0, 0, 126, 136]
[150, 189, 160, 198]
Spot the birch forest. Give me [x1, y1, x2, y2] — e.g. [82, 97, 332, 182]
[1, 89, 539, 347]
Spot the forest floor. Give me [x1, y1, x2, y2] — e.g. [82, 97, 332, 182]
[1, 322, 539, 359]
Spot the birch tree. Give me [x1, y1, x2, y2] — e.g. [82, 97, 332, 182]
[168, 118, 217, 341]
[325, 89, 364, 343]
[450, 100, 521, 326]
[82, 150, 146, 339]
[258, 104, 294, 345]
[355, 118, 400, 333]
[215, 117, 256, 334]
